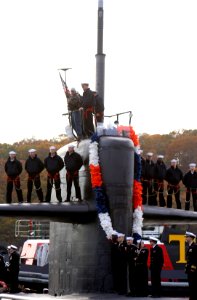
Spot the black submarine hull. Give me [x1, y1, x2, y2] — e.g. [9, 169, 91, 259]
[49, 137, 134, 295]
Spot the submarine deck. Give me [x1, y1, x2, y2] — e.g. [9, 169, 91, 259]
[0, 203, 196, 224]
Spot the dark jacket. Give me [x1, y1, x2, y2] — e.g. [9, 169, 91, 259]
[154, 160, 167, 180]
[44, 154, 64, 175]
[165, 166, 183, 185]
[94, 94, 104, 113]
[25, 155, 44, 176]
[150, 244, 164, 271]
[183, 171, 197, 189]
[185, 241, 197, 274]
[117, 242, 127, 266]
[5, 158, 22, 177]
[136, 247, 149, 267]
[141, 159, 155, 179]
[81, 88, 95, 109]
[64, 151, 83, 173]
[67, 93, 81, 111]
[126, 244, 137, 266]
[9, 251, 20, 274]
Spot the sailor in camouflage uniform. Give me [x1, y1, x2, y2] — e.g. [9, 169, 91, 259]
[66, 87, 83, 140]
[185, 231, 197, 300]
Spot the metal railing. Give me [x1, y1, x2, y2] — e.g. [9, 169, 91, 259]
[15, 220, 49, 239]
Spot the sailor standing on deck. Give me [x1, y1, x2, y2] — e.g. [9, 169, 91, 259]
[185, 231, 197, 300]
[5, 151, 23, 203]
[183, 163, 197, 211]
[149, 236, 164, 298]
[165, 159, 183, 209]
[141, 152, 157, 206]
[66, 87, 83, 140]
[80, 83, 95, 137]
[92, 91, 104, 123]
[44, 146, 64, 203]
[64, 145, 83, 202]
[154, 155, 166, 207]
[25, 149, 44, 203]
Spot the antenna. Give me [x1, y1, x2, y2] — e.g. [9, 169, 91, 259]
[58, 68, 72, 83]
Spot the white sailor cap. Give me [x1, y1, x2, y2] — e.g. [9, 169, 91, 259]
[112, 230, 118, 236]
[28, 149, 36, 153]
[189, 163, 196, 168]
[71, 87, 76, 92]
[146, 152, 153, 157]
[126, 237, 133, 241]
[117, 233, 125, 238]
[185, 231, 196, 238]
[9, 151, 16, 155]
[7, 245, 11, 250]
[137, 149, 143, 155]
[10, 245, 18, 250]
[49, 146, 56, 151]
[68, 144, 75, 148]
[157, 155, 164, 159]
[171, 159, 177, 163]
[136, 239, 142, 244]
[149, 236, 158, 242]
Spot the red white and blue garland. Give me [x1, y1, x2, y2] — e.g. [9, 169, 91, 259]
[89, 126, 143, 239]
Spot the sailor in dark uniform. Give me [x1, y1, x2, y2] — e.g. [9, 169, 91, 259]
[149, 236, 164, 297]
[7, 245, 20, 293]
[64, 144, 83, 201]
[125, 236, 137, 296]
[116, 233, 127, 295]
[135, 240, 149, 297]
[80, 83, 95, 137]
[185, 231, 197, 300]
[5, 151, 23, 203]
[165, 159, 183, 209]
[141, 152, 157, 206]
[183, 163, 197, 211]
[25, 149, 44, 203]
[44, 146, 64, 203]
[154, 155, 166, 207]
[110, 232, 119, 293]
[93, 91, 104, 123]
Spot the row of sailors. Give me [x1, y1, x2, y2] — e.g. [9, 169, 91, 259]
[139, 151, 197, 211]
[111, 233, 164, 297]
[4, 145, 83, 203]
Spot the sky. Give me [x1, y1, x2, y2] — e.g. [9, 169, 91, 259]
[0, 0, 197, 144]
